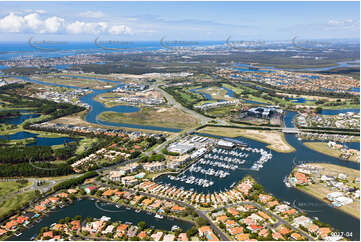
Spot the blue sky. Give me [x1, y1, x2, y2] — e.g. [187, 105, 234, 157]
[0, 1, 359, 41]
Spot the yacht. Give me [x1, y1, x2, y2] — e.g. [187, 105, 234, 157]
[155, 214, 164, 219]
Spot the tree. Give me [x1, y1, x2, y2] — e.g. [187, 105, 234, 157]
[195, 217, 209, 226]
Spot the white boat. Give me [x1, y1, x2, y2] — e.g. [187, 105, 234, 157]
[155, 214, 164, 219]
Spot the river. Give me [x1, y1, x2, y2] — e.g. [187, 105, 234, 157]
[13, 76, 181, 133]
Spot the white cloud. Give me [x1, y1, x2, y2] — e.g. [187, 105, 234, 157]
[79, 11, 105, 19]
[24, 9, 47, 14]
[0, 12, 131, 35]
[0, 12, 24, 32]
[43, 16, 64, 33]
[328, 19, 354, 25]
[108, 25, 132, 35]
[24, 13, 43, 31]
[66, 21, 108, 34]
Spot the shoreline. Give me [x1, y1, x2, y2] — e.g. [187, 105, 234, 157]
[303, 142, 359, 163]
[295, 185, 360, 220]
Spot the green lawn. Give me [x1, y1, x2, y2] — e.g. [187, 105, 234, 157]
[0, 181, 36, 218]
[98, 107, 200, 129]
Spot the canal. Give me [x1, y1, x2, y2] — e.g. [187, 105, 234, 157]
[9, 199, 194, 241]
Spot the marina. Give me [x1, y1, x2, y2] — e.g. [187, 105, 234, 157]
[165, 145, 272, 189]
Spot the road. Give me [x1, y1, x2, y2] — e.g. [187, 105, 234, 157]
[155, 86, 212, 125]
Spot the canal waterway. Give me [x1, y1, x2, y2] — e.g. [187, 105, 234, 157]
[10, 199, 193, 241]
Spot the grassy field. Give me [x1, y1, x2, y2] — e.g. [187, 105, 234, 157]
[203, 105, 238, 118]
[0, 181, 36, 218]
[34, 76, 116, 89]
[198, 126, 295, 153]
[198, 86, 233, 100]
[98, 107, 200, 129]
[93, 92, 128, 108]
[49, 110, 168, 134]
[304, 142, 359, 163]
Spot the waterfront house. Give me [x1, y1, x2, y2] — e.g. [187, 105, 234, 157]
[127, 225, 138, 238]
[171, 204, 185, 213]
[116, 224, 128, 237]
[85, 186, 97, 194]
[70, 220, 81, 231]
[138, 231, 147, 240]
[292, 216, 312, 228]
[0, 229, 7, 236]
[102, 225, 115, 234]
[178, 233, 188, 241]
[34, 205, 46, 212]
[151, 231, 163, 241]
[42, 231, 53, 240]
[163, 234, 175, 241]
[5, 220, 18, 231]
[318, 227, 332, 239]
[267, 200, 279, 208]
[327, 192, 343, 201]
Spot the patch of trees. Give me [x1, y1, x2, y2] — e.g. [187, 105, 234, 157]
[0, 162, 73, 177]
[161, 147, 179, 156]
[0, 146, 53, 164]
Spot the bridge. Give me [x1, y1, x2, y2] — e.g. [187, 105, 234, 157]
[282, 128, 299, 134]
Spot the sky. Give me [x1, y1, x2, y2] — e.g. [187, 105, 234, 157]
[0, 1, 359, 42]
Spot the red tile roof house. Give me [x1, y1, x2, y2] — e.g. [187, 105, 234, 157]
[294, 172, 310, 185]
[228, 226, 243, 236]
[0, 228, 8, 236]
[34, 205, 47, 212]
[247, 224, 263, 233]
[15, 216, 29, 224]
[70, 220, 81, 231]
[227, 208, 239, 217]
[42, 231, 53, 240]
[137, 231, 147, 240]
[272, 232, 285, 240]
[291, 232, 302, 240]
[5, 220, 18, 231]
[198, 226, 219, 241]
[235, 233, 249, 241]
